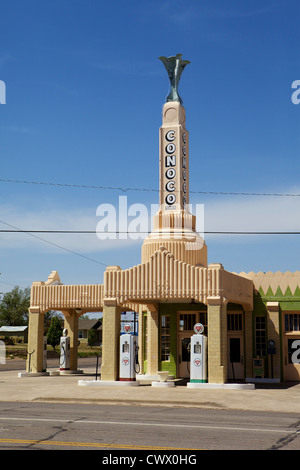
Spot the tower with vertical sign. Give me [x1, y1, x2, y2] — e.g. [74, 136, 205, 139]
[142, 55, 207, 267]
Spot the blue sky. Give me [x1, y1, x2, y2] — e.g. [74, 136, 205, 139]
[0, 0, 300, 296]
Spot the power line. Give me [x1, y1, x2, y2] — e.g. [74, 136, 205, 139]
[0, 220, 108, 267]
[0, 280, 23, 287]
[0, 177, 300, 197]
[0, 178, 156, 193]
[1, 229, 300, 235]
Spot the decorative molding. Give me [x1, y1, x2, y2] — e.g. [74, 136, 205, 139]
[238, 271, 300, 297]
[266, 301, 280, 312]
[103, 298, 118, 307]
[29, 249, 254, 312]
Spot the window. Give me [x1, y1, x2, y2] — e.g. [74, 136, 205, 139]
[179, 314, 196, 331]
[179, 312, 207, 334]
[199, 312, 207, 335]
[285, 313, 300, 332]
[227, 313, 243, 331]
[255, 316, 266, 357]
[229, 337, 241, 362]
[161, 315, 170, 361]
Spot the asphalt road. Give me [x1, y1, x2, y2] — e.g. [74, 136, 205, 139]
[0, 401, 299, 452]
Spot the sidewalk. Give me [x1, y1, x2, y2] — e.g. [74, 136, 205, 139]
[1, 364, 300, 413]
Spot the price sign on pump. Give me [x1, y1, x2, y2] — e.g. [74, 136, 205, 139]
[194, 323, 204, 334]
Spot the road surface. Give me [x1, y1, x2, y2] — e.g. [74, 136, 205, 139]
[0, 401, 299, 451]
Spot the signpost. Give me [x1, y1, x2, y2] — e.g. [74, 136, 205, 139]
[267, 339, 276, 379]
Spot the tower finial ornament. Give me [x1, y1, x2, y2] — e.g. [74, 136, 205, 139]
[158, 53, 190, 104]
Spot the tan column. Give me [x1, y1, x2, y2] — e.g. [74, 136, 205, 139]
[244, 309, 253, 379]
[266, 302, 281, 380]
[101, 298, 121, 381]
[138, 305, 144, 373]
[26, 307, 45, 373]
[63, 309, 79, 371]
[207, 296, 228, 383]
[146, 304, 159, 375]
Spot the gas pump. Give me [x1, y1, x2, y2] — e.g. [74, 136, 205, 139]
[60, 328, 70, 371]
[119, 324, 140, 381]
[190, 323, 207, 383]
[43, 336, 47, 372]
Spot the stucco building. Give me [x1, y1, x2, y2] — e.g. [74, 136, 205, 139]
[26, 56, 300, 383]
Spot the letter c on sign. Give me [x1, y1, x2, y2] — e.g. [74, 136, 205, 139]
[166, 181, 175, 192]
[166, 130, 175, 141]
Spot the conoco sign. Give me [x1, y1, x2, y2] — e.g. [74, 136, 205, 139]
[164, 128, 188, 208]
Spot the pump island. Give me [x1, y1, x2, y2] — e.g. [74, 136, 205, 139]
[25, 54, 300, 386]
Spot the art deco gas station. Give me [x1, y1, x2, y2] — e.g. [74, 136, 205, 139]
[26, 55, 300, 386]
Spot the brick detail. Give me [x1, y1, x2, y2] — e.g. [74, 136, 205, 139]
[266, 302, 281, 380]
[63, 310, 79, 371]
[101, 299, 121, 381]
[26, 308, 45, 373]
[207, 298, 227, 383]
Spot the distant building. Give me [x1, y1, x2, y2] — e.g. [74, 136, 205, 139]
[78, 319, 102, 345]
[0, 326, 28, 343]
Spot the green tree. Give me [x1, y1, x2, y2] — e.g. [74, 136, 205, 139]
[44, 311, 62, 335]
[47, 316, 63, 350]
[0, 286, 30, 326]
[88, 328, 97, 347]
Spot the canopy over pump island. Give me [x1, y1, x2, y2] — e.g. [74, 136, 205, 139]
[26, 55, 300, 385]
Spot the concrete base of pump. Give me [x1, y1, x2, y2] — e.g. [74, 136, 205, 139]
[151, 381, 175, 387]
[187, 382, 255, 390]
[18, 371, 49, 378]
[78, 380, 140, 387]
[59, 369, 84, 375]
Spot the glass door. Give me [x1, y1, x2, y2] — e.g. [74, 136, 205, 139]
[227, 335, 244, 380]
[177, 312, 207, 378]
[178, 335, 191, 378]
